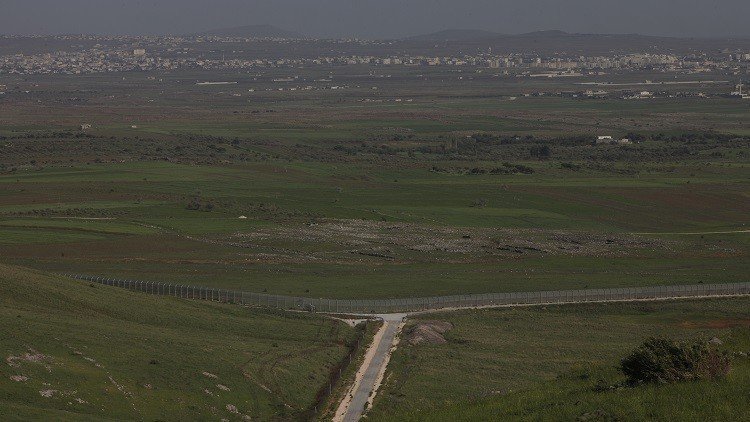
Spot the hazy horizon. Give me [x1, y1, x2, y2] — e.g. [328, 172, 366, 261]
[2, 0, 749, 40]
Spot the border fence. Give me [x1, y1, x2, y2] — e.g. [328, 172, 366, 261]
[64, 274, 750, 314]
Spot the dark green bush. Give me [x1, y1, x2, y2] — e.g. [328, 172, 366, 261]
[620, 337, 731, 385]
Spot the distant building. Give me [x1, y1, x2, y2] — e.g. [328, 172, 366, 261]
[596, 136, 632, 145]
[80, 124, 92, 130]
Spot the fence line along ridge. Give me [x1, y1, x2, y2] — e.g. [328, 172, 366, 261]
[64, 274, 750, 314]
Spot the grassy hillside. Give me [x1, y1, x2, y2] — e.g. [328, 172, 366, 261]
[0, 264, 356, 421]
[370, 298, 750, 420]
[381, 361, 750, 421]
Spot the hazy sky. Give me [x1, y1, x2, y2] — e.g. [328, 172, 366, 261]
[2, 0, 748, 39]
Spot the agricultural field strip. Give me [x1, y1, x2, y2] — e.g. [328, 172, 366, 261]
[633, 229, 750, 235]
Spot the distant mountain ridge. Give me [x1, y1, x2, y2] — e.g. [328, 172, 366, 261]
[195, 24, 304, 39]
[406, 29, 503, 42]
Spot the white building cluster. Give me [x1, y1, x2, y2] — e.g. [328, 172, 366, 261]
[1, 35, 748, 76]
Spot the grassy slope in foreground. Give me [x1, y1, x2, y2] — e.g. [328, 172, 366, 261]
[370, 298, 750, 421]
[0, 264, 355, 421]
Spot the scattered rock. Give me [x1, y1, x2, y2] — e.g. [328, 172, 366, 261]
[226, 404, 239, 414]
[39, 389, 58, 398]
[7, 349, 52, 368]
[229, 219, 674, 259]
[709, 337, 723, 346]
[202, 371, 218, 379]
[405, 321, 454, 346]
[217, 384, 230, 391]
[10, 375, 28, 382]
[107, 375, 133, 399]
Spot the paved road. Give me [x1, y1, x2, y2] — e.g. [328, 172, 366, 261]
[341, 314, 404, 422]
[67, 273, 749, 420]
[334, 291, 750, 421]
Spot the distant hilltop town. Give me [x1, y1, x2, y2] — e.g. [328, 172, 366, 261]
[2, 34, 750, 77]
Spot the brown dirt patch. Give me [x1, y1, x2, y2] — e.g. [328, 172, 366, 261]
[229, 218, 674, 259]
[405, 321, 454, 346]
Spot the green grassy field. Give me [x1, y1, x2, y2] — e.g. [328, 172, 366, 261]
[0, 158, 747, 299]
[0, 68, 750, 298]
[0, 157, 750, 298]
[369, 298, 750, 421]
[0, 264, 356, 420]
[2, 63, 750, 421]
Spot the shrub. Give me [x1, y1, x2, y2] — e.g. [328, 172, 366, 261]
[620, 337, 731, 385]
[560, 162, 582, 171]
[529, 144, 552, 159]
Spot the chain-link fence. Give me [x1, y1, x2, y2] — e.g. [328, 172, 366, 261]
[64, 274, 750, 314]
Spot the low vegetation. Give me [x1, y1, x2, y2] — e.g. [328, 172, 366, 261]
[0, 264, 356, 420]
[1, 48, 749, 421]
[621, 337, 732, 385]
[369, 298, 750, 421]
